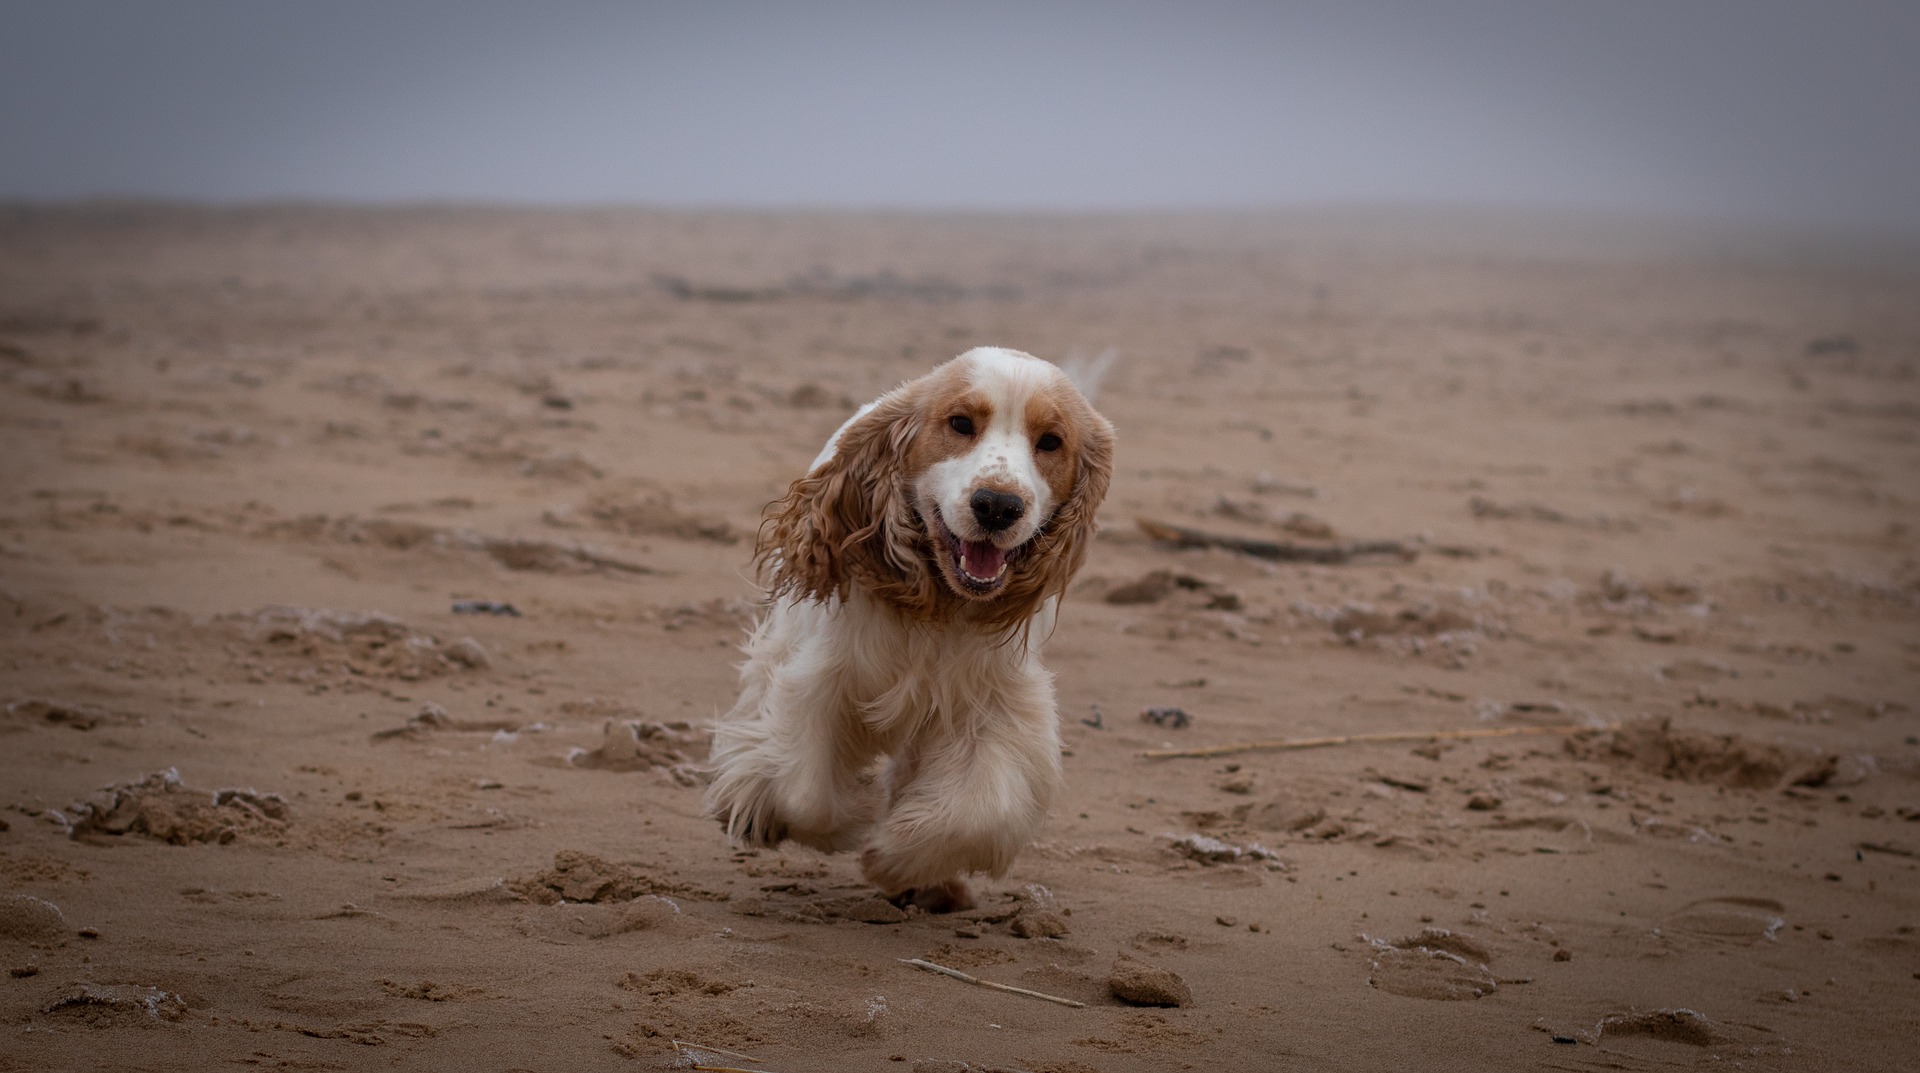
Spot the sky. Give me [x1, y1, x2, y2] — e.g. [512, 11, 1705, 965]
[3, 1, 1917, 231]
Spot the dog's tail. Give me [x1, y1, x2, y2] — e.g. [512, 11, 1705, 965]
[1056, 347, 1118, 405]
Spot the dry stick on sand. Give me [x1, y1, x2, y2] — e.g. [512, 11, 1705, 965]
[1136, 518, 1414, 563]
[674, 1040, 782, 1073]
[901, 958, 1087, 1008]
[1139, 723, 1613, 760]
[674, 1040, 762, 1063]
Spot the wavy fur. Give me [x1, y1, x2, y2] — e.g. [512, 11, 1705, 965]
[707, 347, 1114, 908]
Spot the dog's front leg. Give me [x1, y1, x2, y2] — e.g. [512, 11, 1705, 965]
[705, 637, 876, 852]
[859, 697, 1063, 910]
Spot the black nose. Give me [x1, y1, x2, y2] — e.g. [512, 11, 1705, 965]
[969, 489, 1026, 533]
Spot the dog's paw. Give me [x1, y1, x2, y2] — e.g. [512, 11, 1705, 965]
[720, 808, 788, 848]
[885, 878, 976, 914]
[705, 779, 788, 848]
[860, 847, 976, 913]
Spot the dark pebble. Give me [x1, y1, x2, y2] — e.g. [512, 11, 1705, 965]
[452, 600, 521, 617]
[1141, 706, 1191, 729]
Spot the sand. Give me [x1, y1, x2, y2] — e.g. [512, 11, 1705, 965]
[1, 204, 1917, 1071]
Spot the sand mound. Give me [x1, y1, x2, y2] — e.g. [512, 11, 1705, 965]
[230, 606, 491, 682]
[0, 894, 70, 943]
[59, 769, 289, 845]
[4, 698, 112, 731]
[566, 720, 704, 784]
[510, 850, 726, 904]
[42, 982, 189, 1025]
[619, 967, 742, 996]
[371, 702, 522, 741]
[1596, 1007, 1729, 1046]
[1108, 951, 1192, 1007]
[1567, 718, 1805, 789]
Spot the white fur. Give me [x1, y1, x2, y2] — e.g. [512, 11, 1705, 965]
[705, 588, 1062, 894]
[705, 347, 1088, 900]
[809, 400, 877, 472]
[920, 348, 1058, 554]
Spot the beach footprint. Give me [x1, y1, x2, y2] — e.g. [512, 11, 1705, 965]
[1359, 928, 1500, 1000]
[1663, 896, 1786, 947]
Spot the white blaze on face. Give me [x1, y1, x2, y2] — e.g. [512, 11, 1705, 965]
[924, 348, 1058, 558]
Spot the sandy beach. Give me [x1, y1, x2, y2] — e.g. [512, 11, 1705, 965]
[2, 204, 1917, 1071]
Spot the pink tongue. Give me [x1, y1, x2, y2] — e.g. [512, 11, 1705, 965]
[960, 540, 1007, 579]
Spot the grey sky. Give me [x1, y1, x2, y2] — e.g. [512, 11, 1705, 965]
[3, 1, 1916, 230]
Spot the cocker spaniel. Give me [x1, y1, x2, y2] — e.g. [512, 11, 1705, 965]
[705, 347, 1115, 910]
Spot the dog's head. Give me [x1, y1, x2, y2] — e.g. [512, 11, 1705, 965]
[759, 347, 1115, 629]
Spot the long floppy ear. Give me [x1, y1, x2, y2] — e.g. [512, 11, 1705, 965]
[755, 386, 939, 612]
[982, 395, 1115, 632]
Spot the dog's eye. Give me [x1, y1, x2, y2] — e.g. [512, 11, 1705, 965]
[949, 415, 975, 436]
[1036, 433, 1063, 452]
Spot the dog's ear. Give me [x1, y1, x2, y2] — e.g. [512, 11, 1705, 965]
[1045, 399, 1115, 583]
[983, 393, 1115, 632]
[757, 386, 940, 612]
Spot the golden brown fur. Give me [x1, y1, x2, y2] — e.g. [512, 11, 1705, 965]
[756, 360, 1113, 633]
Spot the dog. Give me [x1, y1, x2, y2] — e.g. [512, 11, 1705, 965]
[704, 347, 1115, 910]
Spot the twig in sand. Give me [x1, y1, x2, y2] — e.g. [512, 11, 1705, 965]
[673, 1040, 762, 1063]
[1137, 518, 1413, 563]
[1139, 723, 1613, 760]
[900, 958, 1087, 1008]
[673, 1040, 783, 1073]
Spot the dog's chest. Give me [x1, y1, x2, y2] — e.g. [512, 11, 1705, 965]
[841, 608, 1044, 733]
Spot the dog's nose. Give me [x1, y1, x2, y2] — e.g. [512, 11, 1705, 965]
[969, 489, 1026, 533]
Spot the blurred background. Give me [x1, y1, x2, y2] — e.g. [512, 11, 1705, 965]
[4, 0, 1917, 234]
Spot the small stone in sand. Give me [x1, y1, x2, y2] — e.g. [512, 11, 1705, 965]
[451, 600, 521, 617]
[1105, 570, 1175, 605]
[1142, 706, 1191, 729]
[728, 897, 765, 917]
[444, 637, 491, 669]
[1010, 909, 1070, 939]
[1109, 951, 1192, 1007]
[1466, 793, 1503, 811]
[566, 720, 701, 776]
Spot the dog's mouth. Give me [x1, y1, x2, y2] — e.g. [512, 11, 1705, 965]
[929, 511, 1024, 597]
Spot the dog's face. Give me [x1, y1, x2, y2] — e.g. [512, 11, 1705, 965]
[908, 349, 1085, 601]
[760, 347, 1115, 627]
